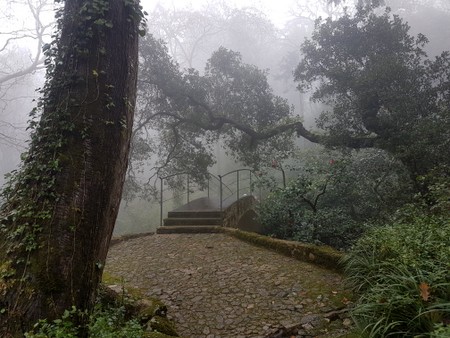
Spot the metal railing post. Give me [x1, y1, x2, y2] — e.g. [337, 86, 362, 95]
[160, 177, 163, 227]
[249, 170, 252, 196]
[187, 174, 190, 203]
[219, 175, 223, 212]
[236, 170, 240, 202]
[207, 176, 210, 198]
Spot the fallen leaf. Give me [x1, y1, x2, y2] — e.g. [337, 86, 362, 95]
[419, 282, 430, 301]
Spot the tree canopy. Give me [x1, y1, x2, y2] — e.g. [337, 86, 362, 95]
[294, 7, 450, 176]
[127, 35, 298, 199]
[130, 5, 449, 200]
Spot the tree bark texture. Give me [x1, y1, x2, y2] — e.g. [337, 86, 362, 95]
[0, 0, 140, 335]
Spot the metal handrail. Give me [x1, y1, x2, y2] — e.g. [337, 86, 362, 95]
[158, 168, 263, 227]
[218, 168, 262, 212]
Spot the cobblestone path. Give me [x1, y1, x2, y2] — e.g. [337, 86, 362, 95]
[105, 234, 352, 338]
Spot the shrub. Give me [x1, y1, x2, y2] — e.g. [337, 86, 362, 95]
[258, 187, 367, 249]
[87, 304, 144, 338]
[258, 188, 297, 239]
[302, 207, 367, 249]
[343, 207, 450, 337]
[24, 306, 80, 338]
[258, 148, 409, 250]
[25, 296, 144, 338]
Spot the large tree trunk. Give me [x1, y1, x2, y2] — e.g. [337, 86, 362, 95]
[0, 0, 141, 335]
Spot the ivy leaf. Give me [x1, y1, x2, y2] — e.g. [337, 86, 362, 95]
[94, 18, 106, 26]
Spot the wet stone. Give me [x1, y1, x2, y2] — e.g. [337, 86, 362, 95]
[105, 233, 351, 338]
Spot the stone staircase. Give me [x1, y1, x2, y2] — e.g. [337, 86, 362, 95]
[156, 169, 262, 234]
[156, 207, 224, 234]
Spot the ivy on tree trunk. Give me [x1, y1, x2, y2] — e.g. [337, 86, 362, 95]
[0, 0, 143, 335]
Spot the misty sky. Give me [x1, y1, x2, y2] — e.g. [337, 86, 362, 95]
[141, 0, 297, 27]
[0, 0, 299, 50]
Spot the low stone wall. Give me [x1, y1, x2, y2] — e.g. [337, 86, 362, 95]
[222, 195, 257, 229]
[218, 227, 344, 272]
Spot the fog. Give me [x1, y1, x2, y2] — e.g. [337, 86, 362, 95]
[1, 0, 449, 233]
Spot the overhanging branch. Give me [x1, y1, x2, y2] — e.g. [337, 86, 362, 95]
[138, 82, 378, 149]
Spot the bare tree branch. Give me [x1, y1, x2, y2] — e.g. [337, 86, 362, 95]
[0, 0, 53, 85]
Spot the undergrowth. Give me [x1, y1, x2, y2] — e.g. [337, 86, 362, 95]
[24, 290, 144, 338]
[343, 191, 450, 337]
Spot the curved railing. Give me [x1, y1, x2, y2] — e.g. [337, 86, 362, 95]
[218, 169, 262, 212]
[158, 168, 263, 226]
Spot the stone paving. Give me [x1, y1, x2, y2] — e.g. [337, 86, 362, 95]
[105, 233, 352, 338]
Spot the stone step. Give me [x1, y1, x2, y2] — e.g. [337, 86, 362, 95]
[164, 217, 222, 226]
[168, 210, 222, 219]
[156, 225, 222, 234]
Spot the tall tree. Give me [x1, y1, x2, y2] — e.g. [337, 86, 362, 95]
[294, 7, 450, 177]
[132, 6, 449, 200]
[127, 38, 297, 199]
[0, 0, 143, 335]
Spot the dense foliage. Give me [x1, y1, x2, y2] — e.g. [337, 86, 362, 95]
[1, 0, 448, 337]
[127, 3, 450, 204]
[126, 35, 296, 200]
[295, 7, 450, 178]
[25, 297, 144, 338]
[257, 7, 450, 335]
[258, 148, 411, 249]
[342, 175, 450, 337]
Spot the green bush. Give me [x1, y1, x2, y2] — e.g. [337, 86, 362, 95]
[300, 208, 367, 249]
[343, 208, 450, 337]
[88, 305, 143, 338]
[258, 149, 409, 249]
[25, 306, 80, 338]
[25, 301, 144, 338]
[258, 186, 367, 249]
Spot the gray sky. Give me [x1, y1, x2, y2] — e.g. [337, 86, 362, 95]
[140, 0, 297, 27]
[0, 0, 298, 51]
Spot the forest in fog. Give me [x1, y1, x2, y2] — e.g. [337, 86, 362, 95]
[1, 0, 449, 234]
[0, 0, 449, 337]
